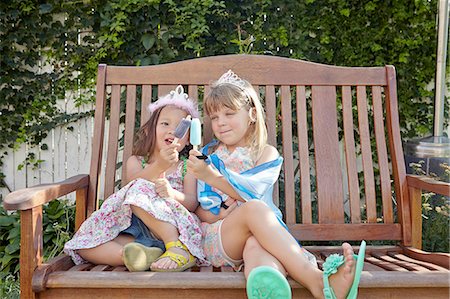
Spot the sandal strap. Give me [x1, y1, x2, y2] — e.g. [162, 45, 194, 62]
[157, 250, 188, 267]
[165, 240, 188, 251]
[322, 254, 345, 299]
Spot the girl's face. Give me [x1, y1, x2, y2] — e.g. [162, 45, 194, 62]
[154, 105, 189, 154]
[209, 106, 251, 151]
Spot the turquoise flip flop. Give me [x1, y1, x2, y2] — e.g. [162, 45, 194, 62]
[322, 240, 366, 299]
[246, 266, 292, 299]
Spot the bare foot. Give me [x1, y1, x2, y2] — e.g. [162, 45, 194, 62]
[150, 246, 188, 270]
[327, 243, 356, 299]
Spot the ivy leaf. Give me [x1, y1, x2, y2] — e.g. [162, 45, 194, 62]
[0, 216, 16, 227]
[39, 4, 53, 14]
[340, 9, 350, 17]
[141, 34, 155, 51]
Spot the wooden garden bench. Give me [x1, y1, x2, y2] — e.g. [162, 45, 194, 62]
[4, 54, 450, 298]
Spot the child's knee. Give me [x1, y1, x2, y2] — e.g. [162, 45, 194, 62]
[242, 200, 270, 213]
[244, 236, 262, 253]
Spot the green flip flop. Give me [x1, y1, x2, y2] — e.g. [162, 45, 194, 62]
[123, 242, 163, 272]
[322, 240, 366, 299]
[246, 266, 292, 299]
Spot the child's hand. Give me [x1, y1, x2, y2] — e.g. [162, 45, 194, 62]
[159, 142, 180, 170]
[187, 149, 213, 181]
[154, 178, 175, 199]
[218, 199, 238, 219]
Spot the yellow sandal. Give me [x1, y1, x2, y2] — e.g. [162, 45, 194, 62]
[150, 240, 196, 272]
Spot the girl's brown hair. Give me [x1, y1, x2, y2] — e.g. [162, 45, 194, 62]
[132, 106, 164, 159]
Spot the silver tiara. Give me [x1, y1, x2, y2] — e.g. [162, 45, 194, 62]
[217, 70, 246, 89]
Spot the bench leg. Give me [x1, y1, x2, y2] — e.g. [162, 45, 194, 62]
[409, 186, 422, 249]
[20, 207, 43, 299]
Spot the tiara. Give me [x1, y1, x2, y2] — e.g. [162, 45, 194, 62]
[148, 85, 199, 118]
[217, 70, 246, 89]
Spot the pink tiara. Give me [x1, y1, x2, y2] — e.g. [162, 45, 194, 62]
[217, 70, 246, 89]
[148, 85, 199, 118]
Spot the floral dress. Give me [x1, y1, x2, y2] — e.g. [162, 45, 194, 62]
[64, 161, 208, 265]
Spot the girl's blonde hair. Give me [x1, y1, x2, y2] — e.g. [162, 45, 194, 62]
[204, 78, 267, 160]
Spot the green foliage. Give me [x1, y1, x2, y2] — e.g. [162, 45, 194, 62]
[1, 0, 448, 294]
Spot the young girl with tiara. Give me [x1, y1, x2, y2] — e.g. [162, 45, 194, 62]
[188, 71, 366, 299]
[64, 85, 208, 272]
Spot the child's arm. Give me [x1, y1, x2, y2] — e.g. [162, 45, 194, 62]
[125, 143, 179, 184]
[195, 198, 238, 223]
[173, 172, 198, 212]
[125, 155, 167, 184]
[188, 145, 280, 202]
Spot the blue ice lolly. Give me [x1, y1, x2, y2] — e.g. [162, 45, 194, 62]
[173, 115, 192, 143]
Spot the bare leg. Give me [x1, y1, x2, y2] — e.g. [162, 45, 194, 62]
[131, 205, 189, 270]
[221, 201, 355, 298]
[77, 234, 134, 266]
[243, 236, 286, 279]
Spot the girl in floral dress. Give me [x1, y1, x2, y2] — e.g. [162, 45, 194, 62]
[187, 71, 366, 299]
[64, 85, 207, 272]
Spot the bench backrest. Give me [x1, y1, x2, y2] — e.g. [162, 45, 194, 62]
[88, 55, 412, 246]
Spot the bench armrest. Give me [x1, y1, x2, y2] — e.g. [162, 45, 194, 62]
[3, 174, 89, 211]
[406, 174, 450, 197]
[406, 174, 450, 249]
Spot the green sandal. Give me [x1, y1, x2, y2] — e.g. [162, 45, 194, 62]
[123, 242, 163, 272]
[323, 240, 366, 299]
[150, 240, 196, 272]
[246, 266, 292, 299]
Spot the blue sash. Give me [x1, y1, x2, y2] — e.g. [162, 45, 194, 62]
[197, 141, 285, 225]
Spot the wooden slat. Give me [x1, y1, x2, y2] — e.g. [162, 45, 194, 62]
[122, 85, 137, 185]
[188, 85, 198, 104]
[104, 85, 121, 198]
[311, 86, 344, 223]
[402, 247, 450, 269]
[112, 266, 127, 272]
[199, 266, 213, 272]
[365, 255, 409, 271]
[203, 85, 213, 146]
[296, 86, 312, 224]
[371, 252, 431, 271]
[141, 85, 152, 125]
[75, 184, 88, 231]
[356, 86, 377, 222]
[105, 55, 387, 85]
[385, 66, 412, 246]
[158, 85, 177, 98]
[265, 86, 277, 148]
[91, 265, 111, 271]
[88, 64, 107, 215]
[265, 85, 279, 207]
[372, 86, 393, 223]
[387, 253, 449, 271]
[288, 223, 402, 241]
[341, 86, 361, 223]
[68, 264, 93, 271]
[280, 86, 295, 224]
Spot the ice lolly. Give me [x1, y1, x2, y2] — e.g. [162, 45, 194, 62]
[190, 118, 202, 151]
[172, 115, 192, 144]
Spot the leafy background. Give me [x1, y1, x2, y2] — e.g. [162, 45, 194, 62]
[1, 0, 449, 297]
